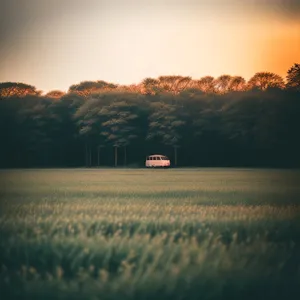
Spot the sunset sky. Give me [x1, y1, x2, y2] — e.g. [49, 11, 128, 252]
[0, 0, 299, 93]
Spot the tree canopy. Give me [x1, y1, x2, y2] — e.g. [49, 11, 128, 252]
[0, 63, 299, 168]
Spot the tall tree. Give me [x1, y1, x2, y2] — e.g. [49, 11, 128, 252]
[286, 63, 300, 91]
[48, 93, 84, 167]
[0, 82, 41, 99]
[0, 98, 22, 167]
[45, 90, 66, 99]
[147, 97, 186, 166]
[97, 92, 141, 167]
[74, 97, 104, 167]
[228, 76, 247, 92]
[248, 72, 285, 91]
[68, 80, 118, 97]
[192, 76, 215, 93]
[214, 75, 232, 94]
[157, 76, 192, 94]
[15, 96, 56, 167]
[221, 93, 260, 148]
[141, 78, 161, 95]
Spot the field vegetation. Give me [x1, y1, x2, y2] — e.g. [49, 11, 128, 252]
[0, 168, 300, 300]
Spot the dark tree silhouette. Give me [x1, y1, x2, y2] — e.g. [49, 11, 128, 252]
[45, 90, 66, 99]
[229, 76, 246, 92]
[0, 82, 41, 99]
[248, 72, 285, 91]
[286, 63, 300, 91]
[68, 80, 118, 97]
[147, 95, 186, 166]
[1, 64, 300, 169]
[98, 93, 140, 167]
[214, 75, 232, 94]
[192, 76, 215, 93]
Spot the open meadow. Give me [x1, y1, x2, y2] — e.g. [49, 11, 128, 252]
[0, 168, 300, 300]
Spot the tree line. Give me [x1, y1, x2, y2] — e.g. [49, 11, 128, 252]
[0, 63, 299, 168]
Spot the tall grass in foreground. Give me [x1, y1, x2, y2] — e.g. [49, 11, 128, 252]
[0, 169, 300, 300]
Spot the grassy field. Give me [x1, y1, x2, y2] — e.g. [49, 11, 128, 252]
[0, 168, 300, 300]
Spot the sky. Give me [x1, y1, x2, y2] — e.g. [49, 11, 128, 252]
[0, 0, 299, 93]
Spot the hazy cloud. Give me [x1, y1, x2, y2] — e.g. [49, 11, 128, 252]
[0, 0, 101, 51]
[249, 0, 300, 18]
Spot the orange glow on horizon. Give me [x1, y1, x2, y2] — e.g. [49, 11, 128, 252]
[0, 0, 299, 93]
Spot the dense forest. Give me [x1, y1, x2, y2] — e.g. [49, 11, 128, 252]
[0, 63, 299, 168]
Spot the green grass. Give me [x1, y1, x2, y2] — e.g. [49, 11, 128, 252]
[0, 168, 300, 300]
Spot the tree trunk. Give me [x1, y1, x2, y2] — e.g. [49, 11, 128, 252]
[85, 143, 88, 167]
[97, 146, 100, 167]
[89, 146, 92, 167]
[59, 146, 63, 167]
[44, 147, 48, 167]
[174, 146, 178, 166]
[124, 146, 127, 166]
[85, 143, 92, 167]
[18, 149, 22, 167]
[114, 146, 118, 167]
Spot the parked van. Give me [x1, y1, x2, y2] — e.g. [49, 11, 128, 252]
[145, 154, 170, 168]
